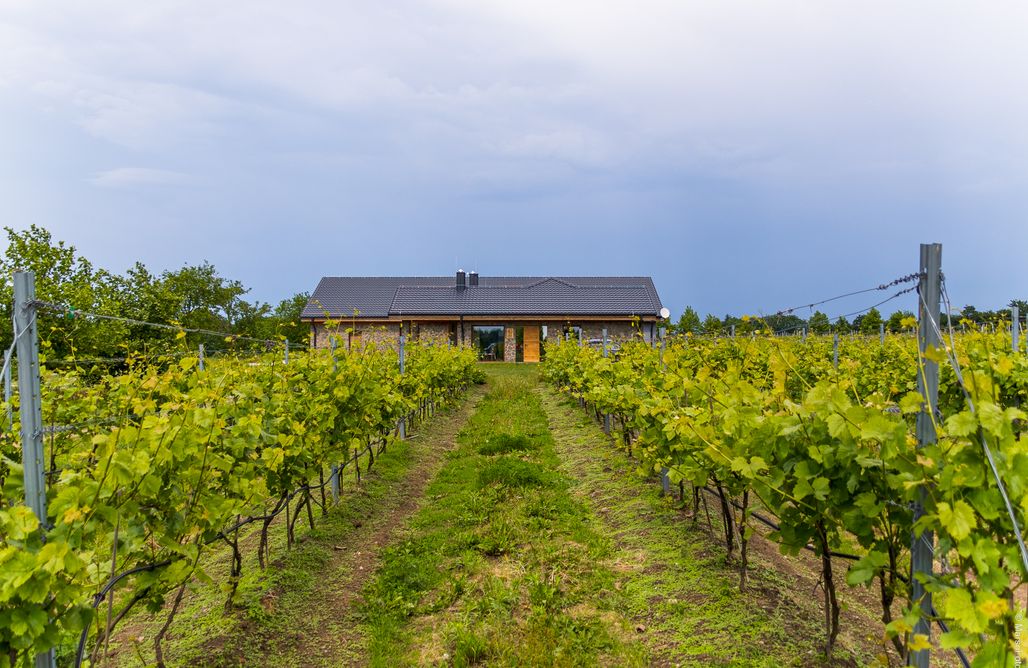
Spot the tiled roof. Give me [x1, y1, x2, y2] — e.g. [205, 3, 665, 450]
[301, 276, 663, 319]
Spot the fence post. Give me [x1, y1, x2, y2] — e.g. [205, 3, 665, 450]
[833, 332, 839, 370]
[911, 243, 941, 668]
[602, 328, 610, 435]
[330, 337, 338, 372]
[1013, 306, 1021, 354]
[4, 347, 11, 428]
[284, 339, 289, 364]
[731, 324, 736, 338]
[659, 326, 666, 370]
[880, 322, 885, 346]
[802, 327, 807, 343]
[198, 343, 205, 371]
[13, 272, 56, 668]
[398, 333, 406, 440]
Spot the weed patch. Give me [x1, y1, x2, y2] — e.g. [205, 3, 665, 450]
[477, 433, 538, 455]
[476, 457, 552, 489]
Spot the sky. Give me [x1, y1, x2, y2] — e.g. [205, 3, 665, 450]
[2, 1, 1027, 320]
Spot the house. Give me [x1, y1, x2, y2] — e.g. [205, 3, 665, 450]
[301, 271, 667, 362]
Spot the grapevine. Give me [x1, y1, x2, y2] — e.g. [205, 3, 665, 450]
[543, 330, 1028, 665]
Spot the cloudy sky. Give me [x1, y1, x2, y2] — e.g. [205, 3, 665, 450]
[2, 1, 1026, 319]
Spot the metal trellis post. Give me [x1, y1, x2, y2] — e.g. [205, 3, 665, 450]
[880, 322, 885, 346]
[4, 347, 11, 428]
[198, 343, 205, 371]
[911, 242, 941, 668]
[602, 328, 610, 435]
[398, 334, 406, 440]
[833, 333, 839, 370]
[659, 326, 666, 370]
[14, 272, 56, 668]
[1013, 306, 1020, 354]
[284, 339, 289, 364]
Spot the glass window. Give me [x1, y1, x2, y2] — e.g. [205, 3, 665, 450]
[472, 325, 504, 361]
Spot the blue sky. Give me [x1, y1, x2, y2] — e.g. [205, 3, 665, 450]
[2, 1, 1026, 319]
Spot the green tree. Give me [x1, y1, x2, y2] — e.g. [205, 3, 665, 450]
[834, 316, 851, 332]
[0, 225, 123, 357]
[859, 307, 883, 334]
[886, 310, 914, 333]
[675, 306, 701, 335]
[808, 311, 831, 334]
[272, 292, 312, 345]
[702, 313, 722, 335]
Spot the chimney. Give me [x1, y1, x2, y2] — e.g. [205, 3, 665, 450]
[468, 271, 479, 287]
[456, 269, 466, 290]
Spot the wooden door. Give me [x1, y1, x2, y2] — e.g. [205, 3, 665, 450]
[523, 326, 540, 362]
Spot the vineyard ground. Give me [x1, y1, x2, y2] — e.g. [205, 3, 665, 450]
[108, 364, 951, 666]
[107, 382, 486, 666]
[352, 364, 904, 667]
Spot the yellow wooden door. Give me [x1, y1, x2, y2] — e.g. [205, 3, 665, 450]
[523, 326, 540, 362]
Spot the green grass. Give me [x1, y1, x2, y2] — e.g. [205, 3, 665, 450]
[358, 364, 649, 666]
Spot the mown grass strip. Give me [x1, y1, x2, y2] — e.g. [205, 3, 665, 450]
[358, 364, 649, 667]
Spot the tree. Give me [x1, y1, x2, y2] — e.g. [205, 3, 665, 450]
[834, 316, 851, 332]
[0, 225, 305, 358]
[702, 313, 722, 335]
[675, 306, 701, 335]
[0, 225, 122, 357]
[271, 292, 311, 345]
[886, 310, 914, 333]
[859, 307, 883, 334]
[808, 311, 831, 334]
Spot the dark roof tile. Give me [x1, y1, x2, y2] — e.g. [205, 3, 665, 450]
[301, 276, 663, 319]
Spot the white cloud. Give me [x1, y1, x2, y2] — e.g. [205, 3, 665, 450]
[89, 167, 190, 188]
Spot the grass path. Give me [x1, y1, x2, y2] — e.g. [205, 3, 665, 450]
[357, 364, 893, 666]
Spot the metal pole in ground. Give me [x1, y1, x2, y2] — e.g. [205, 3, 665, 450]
[659, 326, 666, 370]
[4, 347, 12, 428]
[198, 343, 205, 371]
[880, 322, 885, 346]
[911, 242, 941, 668]
[657, 308, 671, 497]
[329, 337, 340, 502]
[13, 272, 56, 668]
[284, 339, 289, 364]
[1013, 306, 1020, 354]
[833, 332, 839, 370]
[602, 328, 611, 435]
[398, 333, 406, 440]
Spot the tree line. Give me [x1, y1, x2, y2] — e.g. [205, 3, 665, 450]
[0, 225, 310, 359]
[670, 299, 1026, 337]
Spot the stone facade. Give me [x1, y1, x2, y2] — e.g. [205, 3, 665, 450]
[311, 318, 657, 359]
[415, 322, 452, 346]
[503, 326, 516, 362]
[312, 322, 402, 351]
